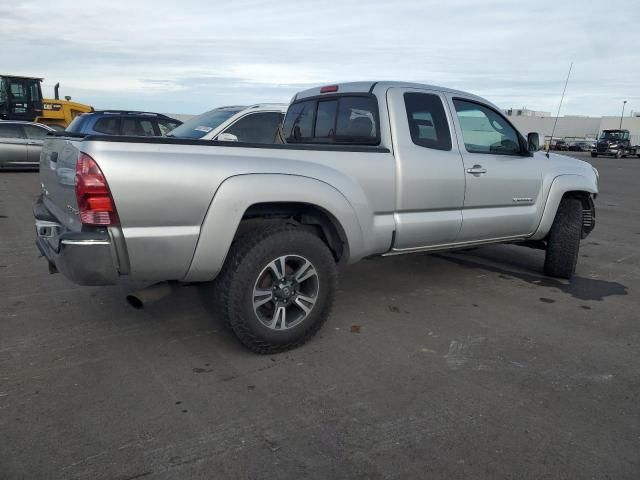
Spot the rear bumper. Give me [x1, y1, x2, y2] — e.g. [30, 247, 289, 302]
[33, 198, 118, 285]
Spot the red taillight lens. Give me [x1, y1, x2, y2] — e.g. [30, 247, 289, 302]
[320, 85, 339, 93]
[75, 152, 119, 226]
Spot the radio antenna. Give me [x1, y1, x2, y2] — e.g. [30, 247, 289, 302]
[547, 61, 573, 157]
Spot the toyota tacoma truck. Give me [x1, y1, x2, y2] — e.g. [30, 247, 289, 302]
[34, 81, 598, 353]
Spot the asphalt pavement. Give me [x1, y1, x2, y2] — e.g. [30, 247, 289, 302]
[0, 152, 638, 479]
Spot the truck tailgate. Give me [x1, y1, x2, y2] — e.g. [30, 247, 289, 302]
[39, 136, 84, 232]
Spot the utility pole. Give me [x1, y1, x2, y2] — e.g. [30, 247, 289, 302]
[620, 100, 627, 129]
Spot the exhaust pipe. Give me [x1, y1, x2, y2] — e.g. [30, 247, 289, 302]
[126, 282, 173, 309]
[54, 82, 60, 100]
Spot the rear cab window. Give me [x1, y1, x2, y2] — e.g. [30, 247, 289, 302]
[282, 94, 380, 145]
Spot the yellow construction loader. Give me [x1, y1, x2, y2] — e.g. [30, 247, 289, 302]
[0, 75, 93, 130]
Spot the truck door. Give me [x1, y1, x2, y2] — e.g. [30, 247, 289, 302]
[387, 87, 465, 249]
[0, 123, 28, 168]
[447, 96, 542, 241]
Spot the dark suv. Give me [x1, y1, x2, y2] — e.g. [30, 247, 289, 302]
[66, 111, 182, 136]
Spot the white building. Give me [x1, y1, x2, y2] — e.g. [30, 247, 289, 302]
[508, 114, 640, 145]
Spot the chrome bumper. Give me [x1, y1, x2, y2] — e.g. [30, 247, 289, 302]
[34, 200, 119, 286]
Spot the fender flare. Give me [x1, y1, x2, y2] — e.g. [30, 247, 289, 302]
[183, 174, 365, 282]
[530, 174, 598, 240]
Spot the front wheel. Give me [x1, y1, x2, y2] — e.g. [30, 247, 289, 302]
[213, 224, 337, 353]
[616, 150, 623, 159]
[590, 152, 597, 158]
[544, 198, 583, 279]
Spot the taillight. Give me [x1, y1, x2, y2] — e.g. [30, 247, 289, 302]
[75, 152, 119, 226]
[320, 85, 339, 93]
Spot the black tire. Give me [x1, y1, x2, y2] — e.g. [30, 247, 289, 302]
[616, 150, 623, 159]
[213, 224, 337, 353]
[544, 198, 583, 279]
[590, 152, 597, 158]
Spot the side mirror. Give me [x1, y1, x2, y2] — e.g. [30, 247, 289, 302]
[217, 132, 238, 142]
[527, 132, 540, 152]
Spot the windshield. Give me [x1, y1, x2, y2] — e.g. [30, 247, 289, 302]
[168, 108, 244, 139]
[600, 131, 625, 140]
[8, 79, 41, 102]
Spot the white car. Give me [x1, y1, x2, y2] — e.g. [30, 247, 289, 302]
[168, 104, 287, 143]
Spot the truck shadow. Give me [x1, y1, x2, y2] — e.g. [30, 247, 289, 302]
[436, 251, 628, 302]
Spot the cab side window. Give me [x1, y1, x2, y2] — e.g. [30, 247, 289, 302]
[404, 92, 452, 151]
[453, 99, 521, 155]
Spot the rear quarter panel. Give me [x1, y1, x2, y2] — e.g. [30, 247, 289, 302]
[81, 140, 397, 282]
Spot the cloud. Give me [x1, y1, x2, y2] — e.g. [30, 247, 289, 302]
[1, 0, 638, 115]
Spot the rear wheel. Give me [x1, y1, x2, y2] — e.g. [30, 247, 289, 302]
[590, 152, 597, 158]
[544, 198, 583, 279]
[213, 224, 337, 353]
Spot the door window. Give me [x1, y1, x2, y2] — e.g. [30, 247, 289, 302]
[453, 99, 521, 155]
[10, 82, 27, 100]
[0, 124, 24, 138]
[404, 92, 452, 151]
[222, 112, 284, 143]
[23, 125, 50, 139]
[139, 120, 156, 136]
[93, 117, 120, 135]
[121, 118, 156, 136]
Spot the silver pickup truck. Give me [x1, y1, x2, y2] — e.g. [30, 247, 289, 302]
[34, 81, 598, 353]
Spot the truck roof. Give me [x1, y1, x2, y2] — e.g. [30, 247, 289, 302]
[293, 81, 490, 105]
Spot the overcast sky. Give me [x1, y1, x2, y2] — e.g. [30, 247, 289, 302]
[2, 0, 638, 116]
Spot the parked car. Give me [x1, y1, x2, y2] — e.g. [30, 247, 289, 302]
[65, 110, 182, 136]
[0, 120, 55, 169]
[551, 140, 569, 151]
[35, 81, 598, 353]
[568, 141, 591, 152]
[167, 104, 287, 143]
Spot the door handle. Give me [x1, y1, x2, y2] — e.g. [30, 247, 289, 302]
[466, 164, 487, 176]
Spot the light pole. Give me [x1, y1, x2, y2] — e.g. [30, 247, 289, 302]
[619, 100, 627, 129]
